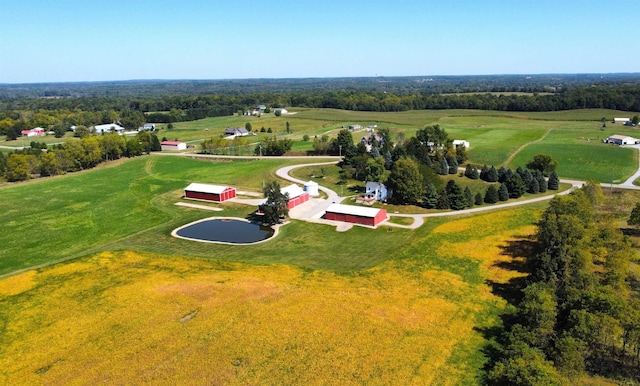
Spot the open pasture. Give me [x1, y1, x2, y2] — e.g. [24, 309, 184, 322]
[0, 156, 334, 276]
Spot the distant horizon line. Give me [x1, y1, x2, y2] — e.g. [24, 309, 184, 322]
[2, 72, 640, 86]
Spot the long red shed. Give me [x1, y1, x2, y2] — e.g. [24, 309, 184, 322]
[324, 203, 387, 227]
[184, 183, 236, 202]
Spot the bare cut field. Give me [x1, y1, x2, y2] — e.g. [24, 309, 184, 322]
[0, 206, 540, 385]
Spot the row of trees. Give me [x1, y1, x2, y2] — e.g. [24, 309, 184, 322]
[488, 184, 640, 384]
[0, 132, 161, 182]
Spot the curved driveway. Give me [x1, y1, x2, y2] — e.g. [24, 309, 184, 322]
[273, 161, 585, 230]
[160, 152, 639, 230]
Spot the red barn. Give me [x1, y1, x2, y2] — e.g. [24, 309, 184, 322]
[281, 184, 309, 209]
[184, 183, 236, 202]
[324, 203, 387, 227]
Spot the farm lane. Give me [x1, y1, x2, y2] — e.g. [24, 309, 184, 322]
[502, 128, 553, 167]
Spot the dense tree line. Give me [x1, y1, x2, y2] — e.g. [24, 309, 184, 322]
[488, 184, 640, 384]
[2, 74, 638, 99]
[0, 132, 161, 182]
[2, 82, 640, 140]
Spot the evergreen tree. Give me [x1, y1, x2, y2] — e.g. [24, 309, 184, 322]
[507, 173, 527, 198]
[522, 169, 534, 188]
[528, 177, 540, 194]
[548, 171, 560, 190]
[465, 164, 479, 179]
[484, 185, 499, 204]
[447, 156, 458, 174]
[438, 157, 449, 175]
[436, 189, 450, 209]
[475, 192, 484, 206]
[423, 182, 439, 209]
[498, 166, 509, 183]
[498, 183, 510, 201]
[536, 170, 548, 193]
[464, 187, 473, 208]
[480, 164, 489, 181]
[487, 165, 499, 182]
[370, 146, 380, 158]
[446, 180, 466, 210]
[384, 150, 393, 170]
[469, 165, 479, 179]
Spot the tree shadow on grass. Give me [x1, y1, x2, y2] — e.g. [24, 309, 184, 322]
[476, 233, 541, 378]
[485, 233, 538, 306]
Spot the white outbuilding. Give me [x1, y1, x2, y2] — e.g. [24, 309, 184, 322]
[452, 140, 470, 149]
[304, 180, 320, 196]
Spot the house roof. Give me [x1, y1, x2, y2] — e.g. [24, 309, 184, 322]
[280, 184, 305, 199]
[185, 183, 234, 194]
[325, 203, 384, 218]
[304, 180, 319, 187]
[161, 141, 184, 146]
[94, 123, 125, 131]
[365, 181, 385, 189]
[608, 135, 635, 140]
[225, 127, 249, 134]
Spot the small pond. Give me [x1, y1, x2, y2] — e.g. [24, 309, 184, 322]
[173, 218, 275, 245]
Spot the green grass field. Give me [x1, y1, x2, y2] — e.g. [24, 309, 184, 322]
[0, 156, 335, 276]
[154, 108, 639, 181]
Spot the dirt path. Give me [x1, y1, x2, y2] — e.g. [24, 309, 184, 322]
[503, 128, 553, 166]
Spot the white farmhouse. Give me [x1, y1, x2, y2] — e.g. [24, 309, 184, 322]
[93, 123, 126, 135]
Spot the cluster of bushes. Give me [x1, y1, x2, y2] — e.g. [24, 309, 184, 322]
[488, 184, 640, 384]
[0, 132, 161, 182]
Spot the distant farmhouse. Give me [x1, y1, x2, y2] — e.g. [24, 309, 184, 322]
[360, 133, 384, 152]
[224, 127, 250, 137]
[251, 105, 267, 116]
[614, 118, 631, 124]
[161, 141, 187, 151]
[603, 135, 639, 145]
[92, 123, 125, 135]
[348, 124, 362, 131]
[21, 127, 45, 137]
[137, 123, 156, 132]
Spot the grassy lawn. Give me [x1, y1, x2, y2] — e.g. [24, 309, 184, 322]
[0, 155, 334, 276]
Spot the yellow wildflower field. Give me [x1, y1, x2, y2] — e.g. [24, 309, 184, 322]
[0, 215, 536, 385]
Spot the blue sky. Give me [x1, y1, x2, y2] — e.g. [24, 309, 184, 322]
[1, 0, 638, 83]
